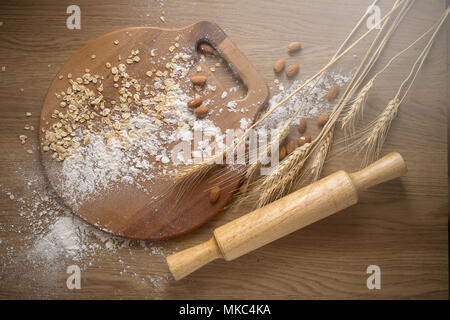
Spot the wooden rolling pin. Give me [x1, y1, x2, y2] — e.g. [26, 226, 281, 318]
[166, 152, 407, 280]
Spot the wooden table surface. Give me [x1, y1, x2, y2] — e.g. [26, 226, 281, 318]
[0, 0, 448, 299]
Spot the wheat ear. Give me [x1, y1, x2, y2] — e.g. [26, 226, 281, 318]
[341, 78, 374, 135]
[173, 0, 405, 185]
[339, 0, 413, 132]
[292, 0, 409, 181]
[231, 0, 381, 210]
[360, 7, 449, 165]
[361, 98, 399, 165]
[227, 0, 413, 213]
[341, 6, 440, 136]
[295, 0, 412, 185]
[256, 143, 312, 208]
[245, 122, 290, 184]
[305, 127, 334, 182]
[244, 0, 385, 185]
[170, 149, 225, 201]
[246, 0, 408, 207]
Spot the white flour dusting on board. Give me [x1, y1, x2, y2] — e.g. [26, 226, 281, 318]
[47, 47, 242, 212]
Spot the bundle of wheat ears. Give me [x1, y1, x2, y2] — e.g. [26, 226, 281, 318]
[175, 0, 449, 212]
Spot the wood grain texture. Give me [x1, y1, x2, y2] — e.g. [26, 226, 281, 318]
[0, 0, 448, 299]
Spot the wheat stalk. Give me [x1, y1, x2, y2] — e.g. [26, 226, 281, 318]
[396, 7, 449, 105]
[244, 72, 338, 207]
[341, 78, 374, 135]
[361, 98, 399, 165]
[230, 0, 409, 211]
[171, 149, 224, 201]
[256, 143, 312, 208]
[359, 7, 449, 165]
[232, 142, 312, 212]
[172, 0, 405, 188]
[338, 0, 413, 131]
[341, 4, 442, 137]
[242, 0, 383, 186]
[246, 72, 326, 184]
[284, 0, 412, 188]
[305, 127, 334, 183]
[175, 153, 221, 181]
[245, 121, 290, 184]
[248, 0, 447, 211]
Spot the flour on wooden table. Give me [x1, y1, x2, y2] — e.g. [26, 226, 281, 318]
[0, 163, 176, 290]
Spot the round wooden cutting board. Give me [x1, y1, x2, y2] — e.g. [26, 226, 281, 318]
[39, 21, 268, 240]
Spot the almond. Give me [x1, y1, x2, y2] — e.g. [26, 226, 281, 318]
[286, 64, 299, 77]
[190, 75, 207, 86]
[288, 41, 302, 53]
[187, 98, 202, 108]
[317, 112, 329, 127]
[327, 84, 339, 101]
[279, 145, 287, 161]
[286, 140, 295, 154]
[199, 43, 217, 55]
[273, 58, 285, 73]
[298, 135, 312, 146]
[298, 117, 307, 134]
[195, 106, 210, 118]
[209, 186, 221, 203]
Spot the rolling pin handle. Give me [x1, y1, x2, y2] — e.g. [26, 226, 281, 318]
[349, 152, 407, 191]
[166, 237, 223, 280]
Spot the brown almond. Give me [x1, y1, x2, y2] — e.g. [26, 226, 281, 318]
[210, 186, 221, 203]
[273, 58, 286, 73]
[199, 43, 217, 55]
[317, 112, 329, 127]
[279, 145, 287, 161]
[327, 84, 339, 101]
[286, 140, 295, 154]
[288, 41, 302, 53]
[195, 106, 210, 118]
[187, 98, 202, 109]
[190, 75, 207, 86]
[286, 64, 299, 77]
[298, 117, 307, 134]
[298, 135, 312, 146]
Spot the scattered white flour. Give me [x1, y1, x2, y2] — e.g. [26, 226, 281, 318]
[260, 72, 351, 130]
[0, 161, 176, 293]
[221, 90, 228, 99]
[29, 217, 81, 262]
[240, 118, 251, 130]
[227, 100, 238, 112]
